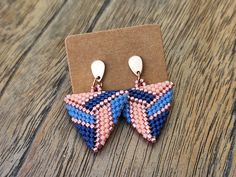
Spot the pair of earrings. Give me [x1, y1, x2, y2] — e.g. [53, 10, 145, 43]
[64, 56, 174, 152]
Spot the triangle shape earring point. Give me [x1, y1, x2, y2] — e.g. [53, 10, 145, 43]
[64, 90, 128, 152]
[123, 81, 174, 142]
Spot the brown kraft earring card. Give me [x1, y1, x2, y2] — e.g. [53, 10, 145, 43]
[65, 24, 168, 93]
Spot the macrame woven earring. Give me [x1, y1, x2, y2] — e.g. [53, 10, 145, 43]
[64, 60, 128, 152]
[122, 56, 174, 142]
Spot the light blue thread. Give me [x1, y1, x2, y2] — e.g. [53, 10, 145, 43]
[147, 90, 173, 116]
[66, 105, 96, 124]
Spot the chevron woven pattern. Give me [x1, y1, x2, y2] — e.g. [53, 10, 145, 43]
[64, 90, 128, 152]
[122, 81, 174, 142]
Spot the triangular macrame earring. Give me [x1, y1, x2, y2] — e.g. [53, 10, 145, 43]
[122, 56, 174, 142]
[64, 60, 128, 152]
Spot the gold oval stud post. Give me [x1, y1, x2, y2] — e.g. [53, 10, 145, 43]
[128, 55, 143, 80]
